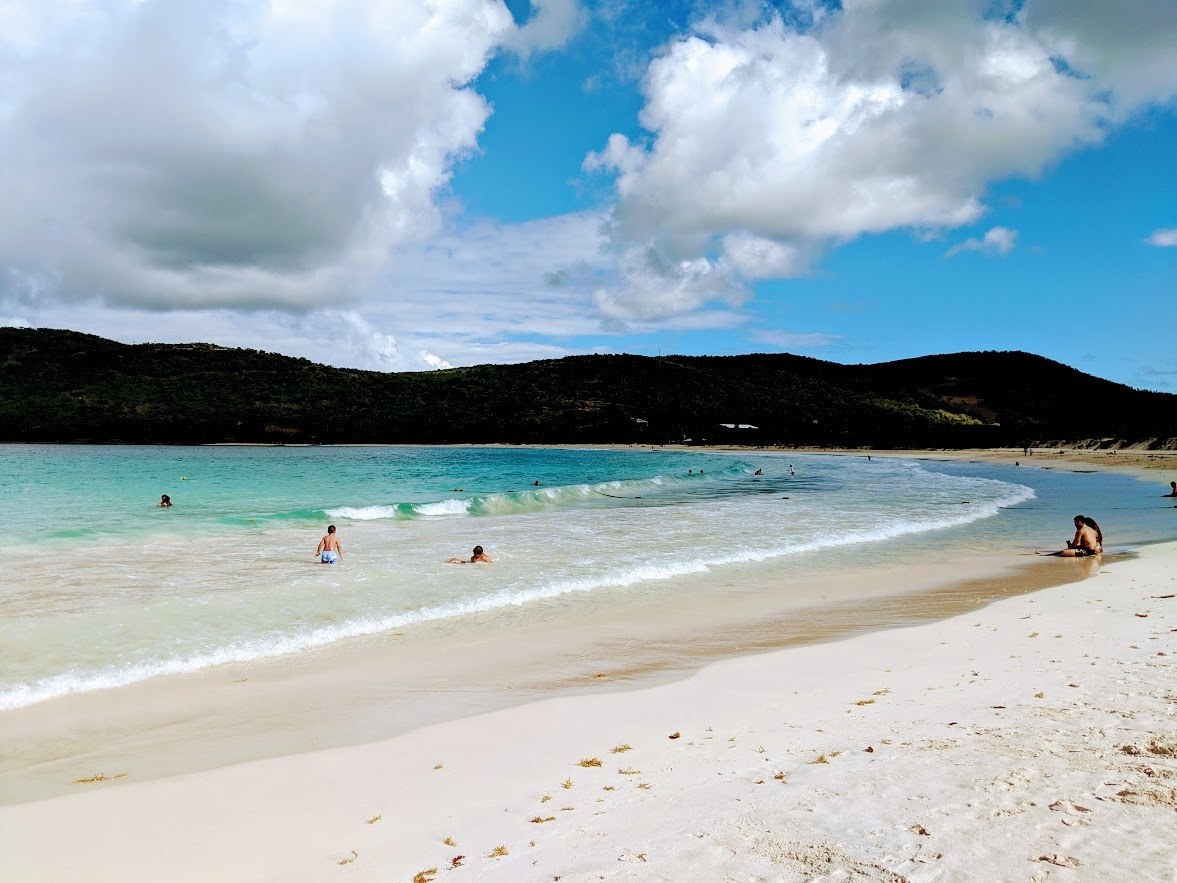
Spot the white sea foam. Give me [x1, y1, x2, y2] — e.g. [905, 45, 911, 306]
[325, 504, 402, 520]
[0, 481, 1035, 712]
[413, 499, 473, 517]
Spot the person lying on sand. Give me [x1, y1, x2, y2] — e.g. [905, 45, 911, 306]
[447, 545, 492, 564]
[1042, 515, 1102, 557]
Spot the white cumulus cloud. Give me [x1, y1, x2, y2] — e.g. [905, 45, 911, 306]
[586, 0, 1177, 318]
[750, 328, 843, 349]
[501, 0, 584, 58]
[721, 233, 808, 280]
[946, 226, 1018, 257]
[0, 0, 518, 311]
[1146, 228, 1177, 247]
[593, 247, 746, 322]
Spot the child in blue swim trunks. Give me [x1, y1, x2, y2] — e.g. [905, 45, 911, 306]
[316, 525, 343, 564]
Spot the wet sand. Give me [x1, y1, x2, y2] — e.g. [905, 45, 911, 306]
[0, 542, 1171, 881]
[0, 547, 1098, 806]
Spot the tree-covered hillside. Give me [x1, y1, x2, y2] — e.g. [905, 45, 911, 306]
[1, 328, 1173, 446]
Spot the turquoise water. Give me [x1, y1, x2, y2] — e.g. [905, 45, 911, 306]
[1, 445, 1173, 711]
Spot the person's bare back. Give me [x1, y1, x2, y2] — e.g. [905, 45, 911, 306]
[1045, 515, 1102, 557]
[316, 525, 343, 564]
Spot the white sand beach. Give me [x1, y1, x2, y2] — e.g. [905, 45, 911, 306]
[1, 536, 1173, 881]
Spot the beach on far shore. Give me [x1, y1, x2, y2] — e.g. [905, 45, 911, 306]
[0, 445, 1174, 881]
[790, 444, 1177, 486]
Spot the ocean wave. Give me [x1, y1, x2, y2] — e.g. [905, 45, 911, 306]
[0, 480, 1034, 712]
[0, 560, 714, 711]
[323, 462, 753, 521]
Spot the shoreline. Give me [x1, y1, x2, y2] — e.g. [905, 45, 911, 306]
[1, 543, 1172, 880]
[787, 445, 1177, 485]
[1, 544, 1105, 806]
[2, 448, 1175, 879]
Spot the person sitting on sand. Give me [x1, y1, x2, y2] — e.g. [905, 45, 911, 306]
[1049, 515, 1103, 557]
[158, 494, 172, 508]
[1165, 481, 1177, 497]
[316, 525, 343, 564]
[447, 545, 492, 564]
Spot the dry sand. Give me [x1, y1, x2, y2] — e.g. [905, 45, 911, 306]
[1, 540, 1173, 881]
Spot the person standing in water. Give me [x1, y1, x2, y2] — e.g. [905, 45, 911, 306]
[1165, 481, 1177, 497]
[158, 494, 172, 508]
[316, 525, 343, 564]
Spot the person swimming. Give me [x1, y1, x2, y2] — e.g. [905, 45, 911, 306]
[447, 545, 492, 564]
[158, 494, 172, 508]
[1047, 515, 1103, 557]
[1165, 481, 1177, 497]
[316, 525, 343, 564]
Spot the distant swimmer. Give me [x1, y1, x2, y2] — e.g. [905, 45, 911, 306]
[1165, 481, 1177, 497]
[447, 545, 492, 564]
[1041, 515, 1102, 557]
[158, 494, 172, 508]
[533, 480, 541, 486]
[754, 468, 763, 475]
[316, 525, 343, 564]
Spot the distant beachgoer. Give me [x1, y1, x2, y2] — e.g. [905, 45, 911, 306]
[316, 525, 343, 564]
[533, 480, 541, 486]
[1044, 515, 1102, 557]
[754, 468, 763, 475]
[1015, 461, 1020, 467]
[447, 545, 492, 564]
[158, 494, 172, 508]
[867, 455, 871, 462]
[1165, 481, 1177, 497]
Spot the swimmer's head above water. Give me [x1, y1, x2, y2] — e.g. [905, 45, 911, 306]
[447, 544, 492, 564]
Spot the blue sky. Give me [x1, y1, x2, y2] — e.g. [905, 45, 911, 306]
[0, 1, 1174, 390]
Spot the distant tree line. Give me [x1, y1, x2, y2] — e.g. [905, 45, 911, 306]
[1, 328, 1173, 447]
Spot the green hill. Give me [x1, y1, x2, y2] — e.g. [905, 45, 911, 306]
[1, 327, 1172, 446]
